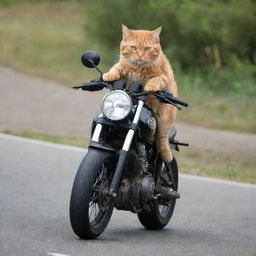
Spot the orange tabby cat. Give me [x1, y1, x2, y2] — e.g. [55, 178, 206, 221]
[103, 25, 177, 163]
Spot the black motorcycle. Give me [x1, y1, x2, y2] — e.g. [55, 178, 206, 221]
[69, 51, 189, 239]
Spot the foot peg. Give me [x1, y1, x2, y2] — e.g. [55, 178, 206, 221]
[154, 185, 180, 199]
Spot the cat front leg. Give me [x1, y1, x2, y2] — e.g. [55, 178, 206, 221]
[103, 63, 122, 81]
[144, 76, 164, 91]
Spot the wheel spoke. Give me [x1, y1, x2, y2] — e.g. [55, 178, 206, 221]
[92, 185, 99, 192]
[88, 162, 111, 227]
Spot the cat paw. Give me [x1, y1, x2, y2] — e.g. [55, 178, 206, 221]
[103, 72, 120, 81]
[144, 84, 159, 91]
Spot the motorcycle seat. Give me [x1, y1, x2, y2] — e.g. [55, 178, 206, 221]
[168, 126, 177, 142]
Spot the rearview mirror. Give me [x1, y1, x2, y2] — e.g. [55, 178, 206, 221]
[81, 51, 100, 68]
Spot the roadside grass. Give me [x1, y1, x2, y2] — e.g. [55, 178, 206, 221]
[0, 1, 255, 133]
[177, 73, 256, 133]
[3, 130, 89, 148]
[3, 130, 255, 184]
[177, 147, 256, 184]
[180, 164, 256, 184]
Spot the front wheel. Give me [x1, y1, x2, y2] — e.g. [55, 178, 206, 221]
[137, 157, 178, 230]
[69, 149, 116, 239]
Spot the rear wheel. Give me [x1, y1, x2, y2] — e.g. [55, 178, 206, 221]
[69, 149, 116, 239]
[137, 157, 178, 230]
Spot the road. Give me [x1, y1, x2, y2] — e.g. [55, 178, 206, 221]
[0, 133, 256, 256]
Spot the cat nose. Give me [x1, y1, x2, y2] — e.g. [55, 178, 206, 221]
[137, 51, 144, 58]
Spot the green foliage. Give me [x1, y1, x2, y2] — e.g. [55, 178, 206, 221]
[80, 0, 256, 132]
[80, 0, 256, 68]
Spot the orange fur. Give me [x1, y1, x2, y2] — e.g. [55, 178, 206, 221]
[103, 25, 178, 162]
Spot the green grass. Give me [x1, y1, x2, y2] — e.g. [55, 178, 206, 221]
[176, 70, 256, 133]
[0, 1, 101, 85]
[3, 130, 256, 184]
[177, 147, 256, 184]
[180, 164, 256, 184]
[4, 130, 89, 148]
[0, 1, 255, 133]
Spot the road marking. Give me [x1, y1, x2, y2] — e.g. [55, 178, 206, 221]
[1, 133, 255, 189]
[0, 133, 86, 152]
[47, 253, 70, 256]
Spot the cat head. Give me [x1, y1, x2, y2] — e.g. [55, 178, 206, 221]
[120, 25, 162, 65]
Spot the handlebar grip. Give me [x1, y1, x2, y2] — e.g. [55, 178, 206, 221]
[154, 89, 189, 107]
[168, 96, 188, 107]
[72, 82, 105, 91]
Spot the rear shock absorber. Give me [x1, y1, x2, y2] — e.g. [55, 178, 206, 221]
[138, 143, 149, 173]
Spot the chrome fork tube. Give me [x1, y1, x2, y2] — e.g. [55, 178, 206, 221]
[108, 100, 144, 197]
[91, 124, 102, 142]
[122, 100, 144, 151]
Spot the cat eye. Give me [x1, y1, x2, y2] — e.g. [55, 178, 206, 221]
[144, 47, 151, 51]
[130, 46, 137, 50]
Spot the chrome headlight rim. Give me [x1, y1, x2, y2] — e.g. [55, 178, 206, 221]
[101, 90, 132, 121]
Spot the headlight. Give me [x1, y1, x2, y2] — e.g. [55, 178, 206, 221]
[101, 90, 132, 121]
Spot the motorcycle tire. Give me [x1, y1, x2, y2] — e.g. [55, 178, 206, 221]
[137, 157, 178, 230]
[69, 149, 115, 239]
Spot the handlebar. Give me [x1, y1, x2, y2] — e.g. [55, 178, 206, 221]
[154, 89, 188, 107]
[128, 89, 188, 109]
[168, 96, 188, 107]
[73, 80, 111, 91]
[73, 80, 188, 109]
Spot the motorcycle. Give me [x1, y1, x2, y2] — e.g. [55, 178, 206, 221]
[69, 51, 189, 239]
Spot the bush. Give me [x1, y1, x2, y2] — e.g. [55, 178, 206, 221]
[80, 0, 256, 70]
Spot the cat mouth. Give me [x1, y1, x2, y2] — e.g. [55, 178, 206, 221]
[133, 59, 147, 65]
[128, 57, 150, 65]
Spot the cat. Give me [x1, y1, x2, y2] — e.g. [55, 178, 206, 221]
[103, 24, 178, 164]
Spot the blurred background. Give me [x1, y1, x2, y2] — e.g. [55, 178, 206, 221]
[0, 0, 255, 183]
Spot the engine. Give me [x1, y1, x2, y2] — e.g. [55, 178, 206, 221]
[115, 146, 155, 213]
[115, 174, 155, 213]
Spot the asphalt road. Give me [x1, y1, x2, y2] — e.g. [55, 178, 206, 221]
[1, 133, 256, 256]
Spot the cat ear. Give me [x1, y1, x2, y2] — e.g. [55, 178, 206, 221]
[122, 24, 131, 39]
[152, 26, 162, 39]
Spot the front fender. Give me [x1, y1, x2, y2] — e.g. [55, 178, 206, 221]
[89, 141, 118, 153]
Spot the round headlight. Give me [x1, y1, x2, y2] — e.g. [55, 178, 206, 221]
[101, 90, 132, 121]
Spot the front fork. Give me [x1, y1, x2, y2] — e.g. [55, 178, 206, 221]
[91, 100, 145, 198]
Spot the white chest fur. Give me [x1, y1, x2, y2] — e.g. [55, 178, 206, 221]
[126, 72, 145, 85]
